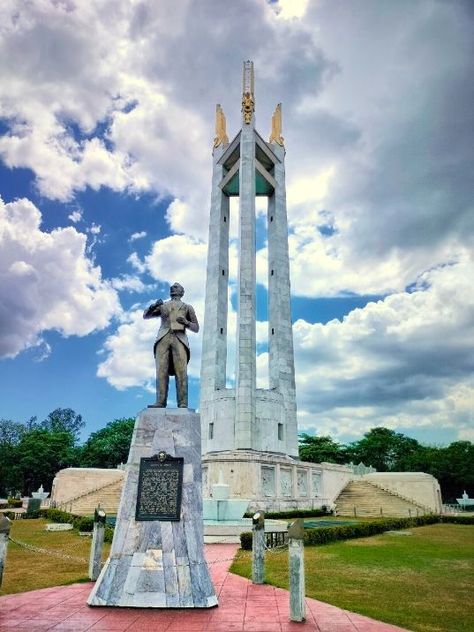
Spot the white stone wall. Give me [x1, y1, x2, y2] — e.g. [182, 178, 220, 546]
[267, 141, 298, 457]
[50, 467, 124, 505]
[235, 115, 257, 450]
[202, 452, 353, 512]
[363, 472, 443, 512]
[200, 142, 230, 454]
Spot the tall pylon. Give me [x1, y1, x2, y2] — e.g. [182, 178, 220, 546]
[200, 61, 297, 458]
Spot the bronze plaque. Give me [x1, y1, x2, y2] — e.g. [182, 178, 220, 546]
[135, 452, 184, 521]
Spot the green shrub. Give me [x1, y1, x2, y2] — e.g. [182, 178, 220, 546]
[3, 511, 16, 520]
[7, 498, 23, 508]
[23, 511, 40, 519]
[240, 531, 252, 550]
[0, 502, 8, 509]
[440, 514, 474, 525]
[39, 507, 116, 538]
[73, 516, 94, 532]
[304, 515, 441, 546]
[268, 509, 329, 519]
[41, 508, 75, 524]
[104, 525, 114, 543]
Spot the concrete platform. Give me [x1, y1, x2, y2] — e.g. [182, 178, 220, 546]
[0, 544, 410, 631]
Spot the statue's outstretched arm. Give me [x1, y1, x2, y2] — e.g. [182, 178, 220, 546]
[143, 299, 163, 319]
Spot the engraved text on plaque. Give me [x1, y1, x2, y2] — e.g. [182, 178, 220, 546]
[135, 452, 184, 521]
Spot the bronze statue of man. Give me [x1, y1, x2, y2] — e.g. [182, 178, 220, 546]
[143, 283, 199, 408]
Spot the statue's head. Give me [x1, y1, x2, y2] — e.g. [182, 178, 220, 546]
[170, 282, 185, 298]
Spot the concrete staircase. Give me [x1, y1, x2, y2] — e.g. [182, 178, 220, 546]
[59, 478, 122, 516]
[335, 480, 429, 518]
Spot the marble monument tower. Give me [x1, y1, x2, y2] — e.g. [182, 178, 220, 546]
[200, 63, 351, 510]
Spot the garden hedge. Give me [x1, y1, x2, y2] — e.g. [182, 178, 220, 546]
[239, 513, 474, 550]
[244, 508, 330, 519]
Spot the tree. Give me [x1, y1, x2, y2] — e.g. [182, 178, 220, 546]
[13, 428, 78, 495]
[0, 419, 25, 496]
[299, 433, 348, 464]
[347, 427, 420, 471]
[79, 418, 135, 469]
[436, 441, 474, 501]
[41, 408, 84, 442]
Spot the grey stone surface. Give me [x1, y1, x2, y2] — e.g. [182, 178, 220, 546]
[200, 81, 297, 459]
[87, 408, 217, 608]
[252, 512, 265, 584]
[0, 515, 11, 589]
[288, 521, 305, 622]
[45, 523, 73, 531]
[89, 521, 105, 581]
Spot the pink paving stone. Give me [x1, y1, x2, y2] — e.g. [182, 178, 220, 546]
[0, 543, 412, 632]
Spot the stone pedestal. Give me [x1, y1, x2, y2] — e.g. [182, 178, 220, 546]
[88, 408, 217, 608]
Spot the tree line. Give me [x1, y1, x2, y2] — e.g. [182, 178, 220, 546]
[1, 409, 472, 503]
[299, 427, 474, 502]
[0, 409, 134, 497]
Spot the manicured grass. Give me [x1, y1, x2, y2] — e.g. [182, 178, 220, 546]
[231, 524, 474, 632]
[0, 518, 111, 595]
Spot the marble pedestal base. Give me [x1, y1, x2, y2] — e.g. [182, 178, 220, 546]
[88, 408, 217, 608]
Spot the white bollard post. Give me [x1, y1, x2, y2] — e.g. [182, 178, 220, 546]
[89, 508, 106, 581]
[252, 511, 265, 584]
[0, 515, 11, 589]
[288, 518, 305, 622]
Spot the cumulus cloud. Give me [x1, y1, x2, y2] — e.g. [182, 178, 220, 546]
[110, 275, 146, 293]
[97, 308, 156, 391]
[280, 0, 474, 298]
[294, 255, 474, 441]
[127, 252, 147, 274]
[144, 234, 208, 307]
[0, 197, 121, 358]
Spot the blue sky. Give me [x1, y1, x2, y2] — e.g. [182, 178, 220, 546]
[0, 0, 473, 445]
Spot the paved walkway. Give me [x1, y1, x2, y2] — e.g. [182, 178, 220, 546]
[0, 544, 409, 631]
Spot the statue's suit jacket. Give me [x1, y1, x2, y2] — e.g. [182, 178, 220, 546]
[143, 299, 199, 375]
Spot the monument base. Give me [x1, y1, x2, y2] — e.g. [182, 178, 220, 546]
[202, 450, 353, 512]
[88, 408, 217, 608]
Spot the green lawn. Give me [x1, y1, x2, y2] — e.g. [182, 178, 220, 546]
[1, 518, 111, 595]
[231, 523, 474, 632]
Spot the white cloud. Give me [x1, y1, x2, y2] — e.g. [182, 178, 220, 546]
[110, 275, 146, 293]
[68, 210, 82, 223]
[97, 308, 155, 391]
[129, 231, 147, 242]
[293, 255, 474, 442]
[145, 234, 208, 307]
[0, 197, 121, 358]
[274, 1, 310, 21]
[127, 252, 147, 274]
